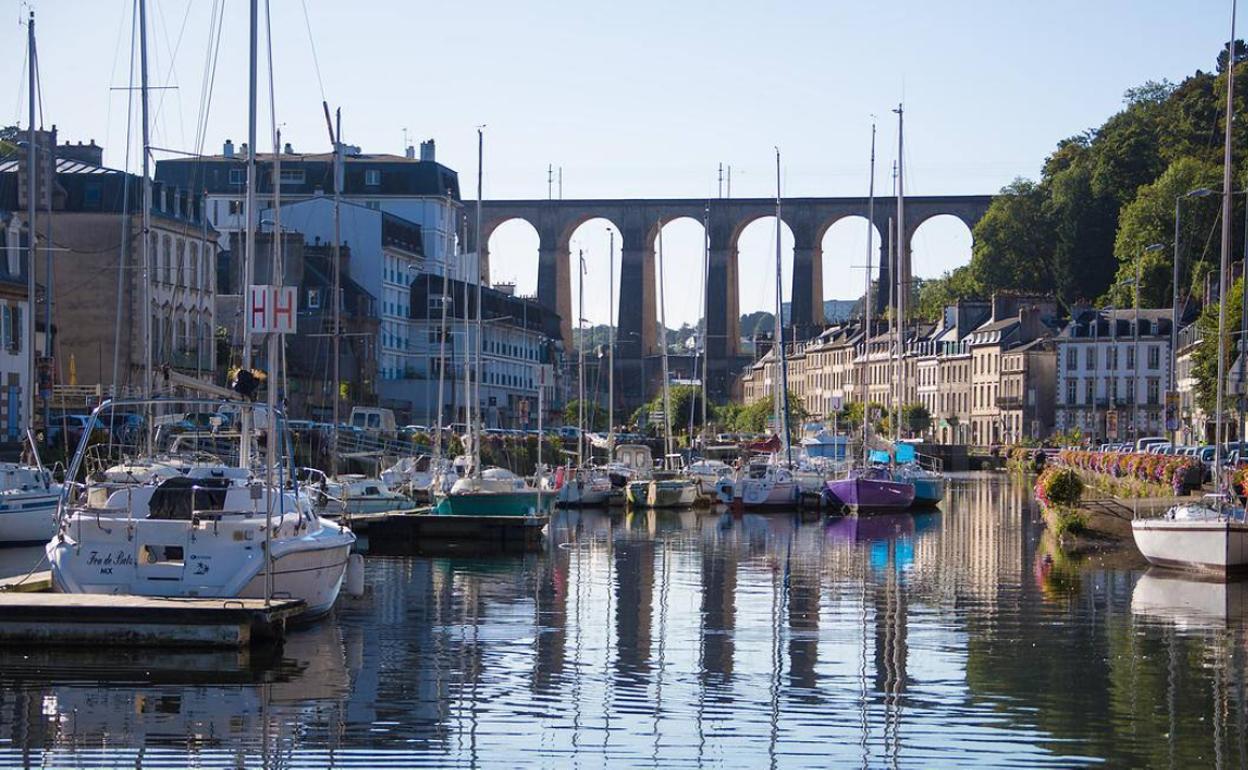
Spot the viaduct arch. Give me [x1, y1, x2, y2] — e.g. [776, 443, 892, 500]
[465, 195, 993, 407]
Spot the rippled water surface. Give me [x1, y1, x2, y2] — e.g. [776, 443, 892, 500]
[2, 473, 1248, 768]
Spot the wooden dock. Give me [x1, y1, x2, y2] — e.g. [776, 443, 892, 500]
[366, 512, 547, 555]
[0, 592, 305, 648]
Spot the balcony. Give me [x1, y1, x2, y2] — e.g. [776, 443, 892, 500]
[996, 395, 1023, 410]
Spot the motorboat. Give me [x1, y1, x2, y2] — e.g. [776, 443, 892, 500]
[0, 462, 61, 546]
[46, 399, 357, 618]
[313, 473, 419, 518]
[554, 466, 613, 508]
[890, 444, 945, 507]
[379, 455, 435, 502]
[824, 459, 915, 513]
[1131, 498, 1248, 576]
[627, 473, 699, 509]
[715, 460, 799, 509]
[433, 466, 554, 517]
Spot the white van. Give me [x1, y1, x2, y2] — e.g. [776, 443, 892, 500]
[350, 407, 397, 438]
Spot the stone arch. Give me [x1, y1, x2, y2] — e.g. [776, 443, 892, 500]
[648, 216, 705, 357]
[908, 213, 974, 280]
[484, 217, 541, 297]
[818, 215, 886, 317]
[733, 215, 796, 351]
[563, 217, 624, 332]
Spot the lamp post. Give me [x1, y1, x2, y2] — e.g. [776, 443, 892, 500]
[1173, 188, 1216, 447]
[1137, 243, 1165, 443]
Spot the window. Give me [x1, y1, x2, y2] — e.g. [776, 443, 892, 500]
[228, 200, 242, 215]
[1085, 378, 1094, 406]
[1148, 345, 1160, 370]
[228, 168, 245, 185]
[279, 168, 305, 185]
[83, 183, 102, 209]
[1127, 346, 1136, 370]
[307, 288, 321, 309]
[1065, 349, 1077, 371]
[365, 169, 381, 187]
[1085, 347, 1097, 370]
[1147, 378, 1160, 405]
[1107, 347, 1117, 370]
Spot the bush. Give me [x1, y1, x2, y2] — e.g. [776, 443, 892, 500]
[1055, 450, 1200, 495]
[1035, 467, 1084, 508]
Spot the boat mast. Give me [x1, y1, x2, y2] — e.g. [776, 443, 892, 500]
[238, 0, 259, 469]
[861, 123, 877, 466]
[263, 0, 281, 606]
[700, 205, 709, 441]
[1215, 4, 1237, 494]
[607, 229, 615, 453]
[432, 196, 453, 471]
[657, 220, 673, 468]
[894, 104, 906, 445]
[773, 149, 793, 466]
[24, 11, 36, 436]
[323, 104, 342, 478]
[577, 248, 585, 467]
[473, 128, 484, 478]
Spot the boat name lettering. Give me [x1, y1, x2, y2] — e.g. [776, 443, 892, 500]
[86, 550, 136, 569]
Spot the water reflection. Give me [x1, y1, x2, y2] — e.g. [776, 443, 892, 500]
[3, 473, 1248, 767]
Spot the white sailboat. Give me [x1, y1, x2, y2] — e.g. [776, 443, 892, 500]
[556, 250, 611, 507]
[717, 150, 798, 509]
[1131, 4, 1248, 576]
[0, 13, 62, 547]
[47, 0, 356, 617]
[435, 129, 551, 516]
[629, 221, 698, 509]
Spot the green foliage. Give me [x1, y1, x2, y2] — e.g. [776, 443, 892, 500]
[631, 385, 710, 435]
[900, 402, 931, 435]
[1192, 276, 1245, 415]
[562, 399, 608, 431]
[1105, 157, 1221, 309]
[925, 55, 1248, 313]
[730, 391, 809, 435]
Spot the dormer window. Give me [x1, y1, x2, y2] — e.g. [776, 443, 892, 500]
[365, 169, 381, 187]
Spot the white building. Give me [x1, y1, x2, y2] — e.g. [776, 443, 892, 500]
[1054, 308, 1173, 442]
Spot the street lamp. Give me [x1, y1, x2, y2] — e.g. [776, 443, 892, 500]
[1172, 187, 1216, 445]
[1137, 243, 1165, 443]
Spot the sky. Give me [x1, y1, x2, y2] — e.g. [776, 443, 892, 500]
[0, 0, 1233, 327]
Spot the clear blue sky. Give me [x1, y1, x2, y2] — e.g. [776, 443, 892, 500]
[0, 0, 1231, 327]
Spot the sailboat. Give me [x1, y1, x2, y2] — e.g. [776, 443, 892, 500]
[556, 250, 612, 508]
[716, 151, 799, 510]
[825, 122, 915, 513]
[1131, 8, 1248, 575]
[629, 220, 698, 509]
[0, 12, 61, 547]
[435, 129, 552, 517]
[47, 0, 356, 617]
[884, 104, 945, 508]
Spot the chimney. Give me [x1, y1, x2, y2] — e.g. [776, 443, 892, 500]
[239, 142, 249, 158]
[57, 137, 103, 167]
[223, 139, 235, 158]
[283, 142, 294, 154]
[419, 139, 435, 162]
[405, 145, 416, 160]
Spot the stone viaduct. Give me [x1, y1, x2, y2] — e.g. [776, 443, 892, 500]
[462, 195, 993, 409]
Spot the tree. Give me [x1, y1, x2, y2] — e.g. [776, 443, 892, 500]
[915, 265, 982, 321]
[1192, 276, 1245, 416]
[900, 403, 931, 436]
[1106, 157, 1222, 309]
[562, 399, 608, 431]
[631, 385, 710, 435]
[730, 391, 809, 436]
[971, 179, 1059, 297]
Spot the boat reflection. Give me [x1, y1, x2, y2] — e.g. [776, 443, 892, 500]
[1131, 568, 1248, 628]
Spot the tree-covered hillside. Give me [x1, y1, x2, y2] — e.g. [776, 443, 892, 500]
[918, 44, 1248, 319]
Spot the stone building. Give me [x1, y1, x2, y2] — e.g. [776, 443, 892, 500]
[0, 130, 217, 397]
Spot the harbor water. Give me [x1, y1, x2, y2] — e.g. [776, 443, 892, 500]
[2, 472, 1246, 768]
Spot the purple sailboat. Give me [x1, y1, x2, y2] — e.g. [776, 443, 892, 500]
[824, 466, 915, 512]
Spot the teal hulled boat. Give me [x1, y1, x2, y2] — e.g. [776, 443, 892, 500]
[433, 489, 554, 517]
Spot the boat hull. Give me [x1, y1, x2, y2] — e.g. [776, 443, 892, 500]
[0, 490, 59, 545]
[47, 516, 355, 619]
[434, 490, 554, 517]
[909, 476, 945, 507]
[824, 477, 915, 512]
[715, 478, 798, 508]
[1131, 518, 1248, 576]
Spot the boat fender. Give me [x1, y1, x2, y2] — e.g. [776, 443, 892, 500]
[345, 553, 366, 597]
